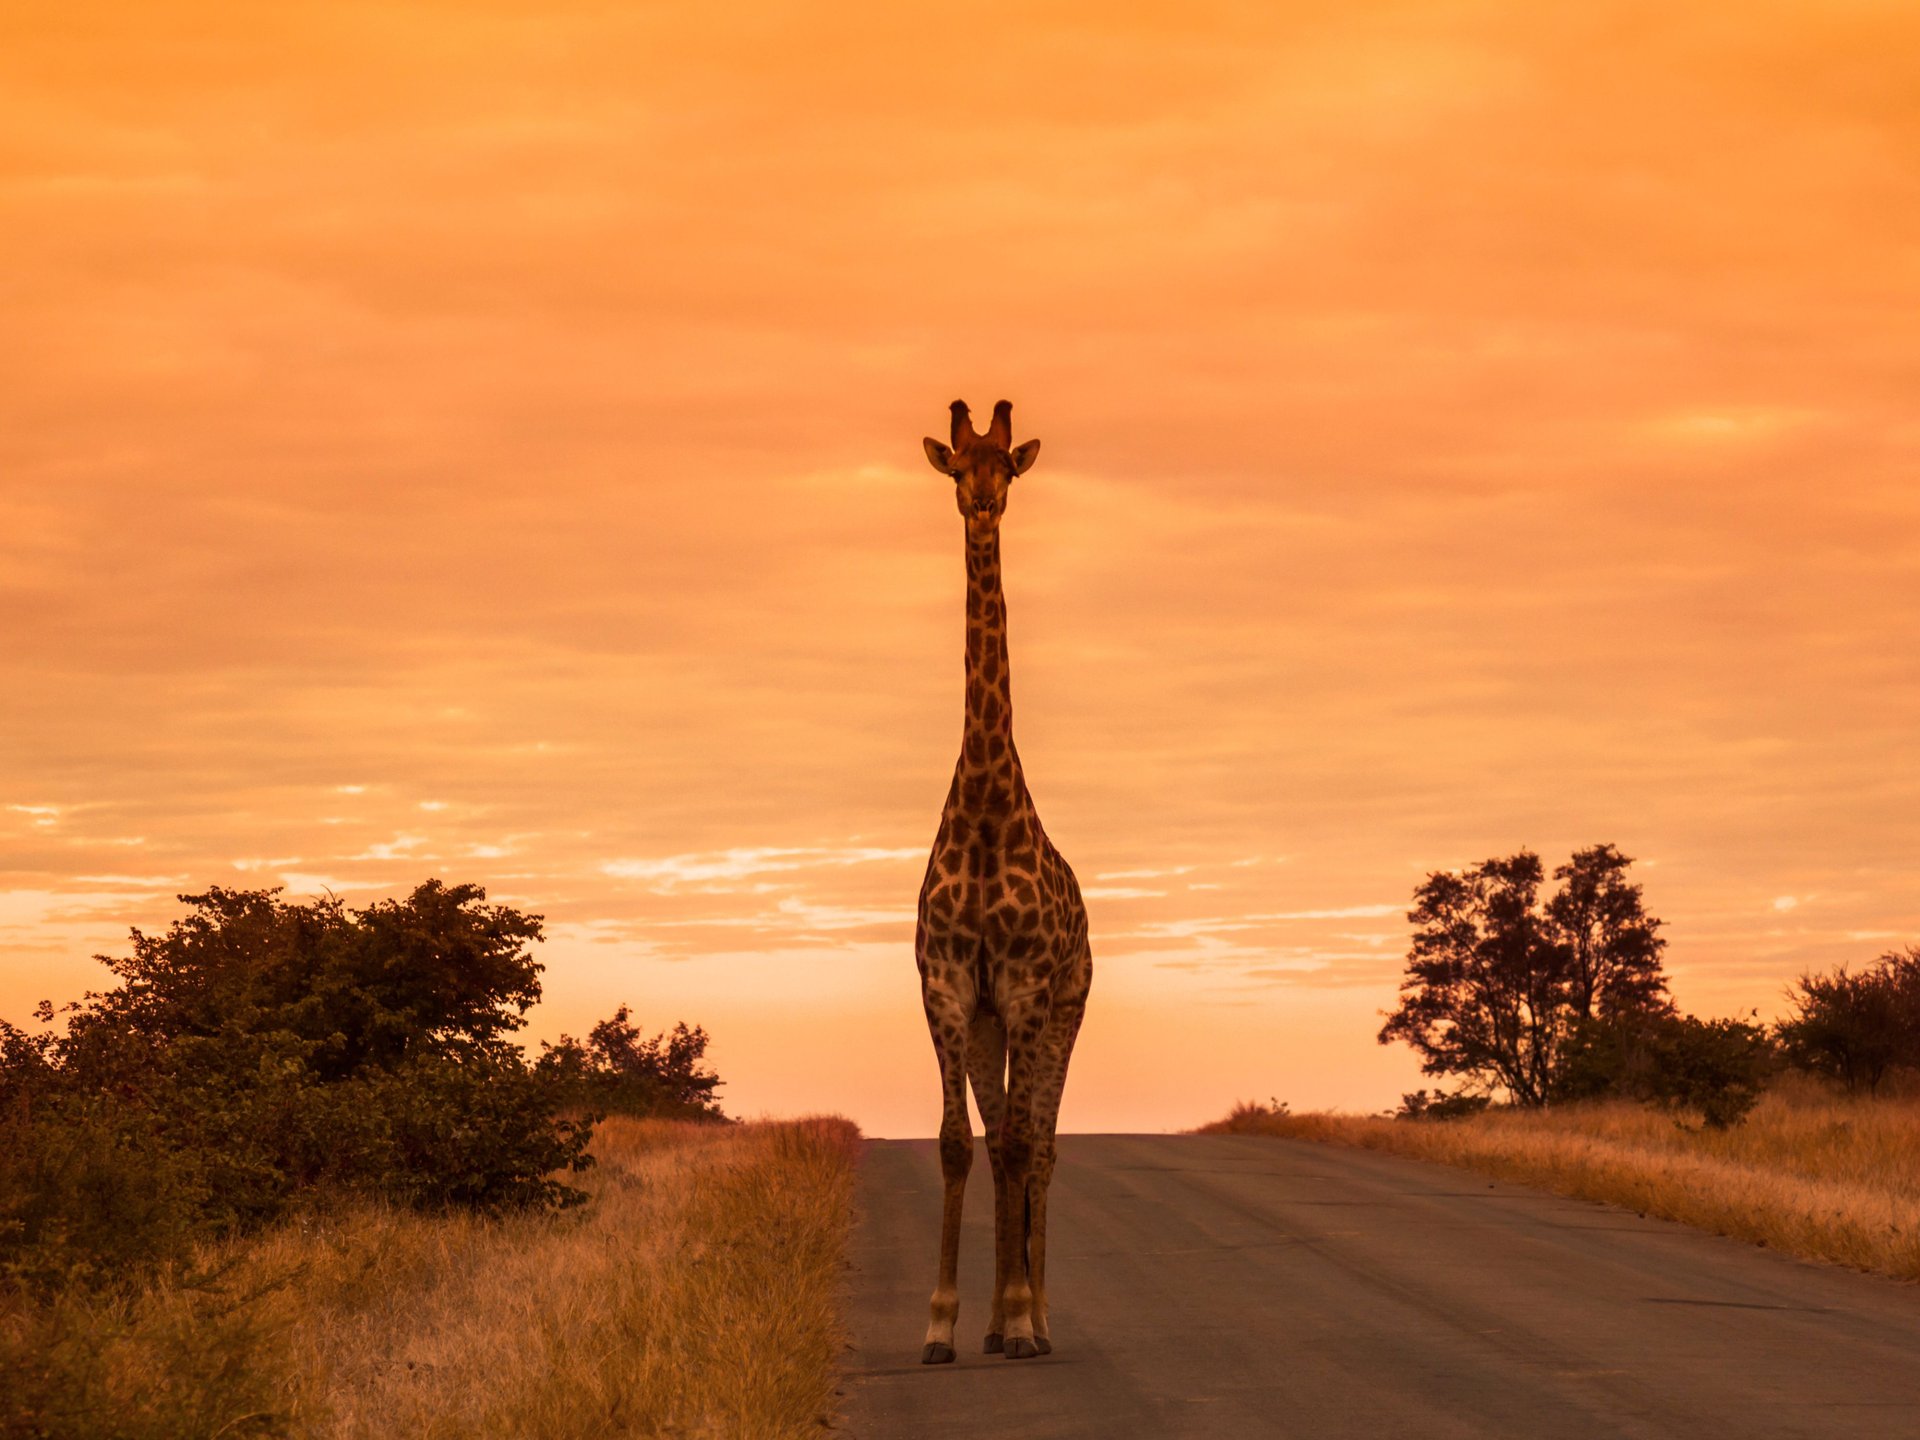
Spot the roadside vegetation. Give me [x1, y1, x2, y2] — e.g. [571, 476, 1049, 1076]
[2, 1116, 861, 1439]
[2, 882, 857, 1439]
[1204, 1082, 1920, 1282]
[1206, 843, 1920, 1284]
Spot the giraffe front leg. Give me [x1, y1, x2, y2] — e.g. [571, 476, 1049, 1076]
[965, 1013, 1010, 1354]
[983, 1174, 1008, 1356]
[982, 1164, 1009, 1355]
[922, 1018, 972, 1365]
[994, 1117, 1039, 1359]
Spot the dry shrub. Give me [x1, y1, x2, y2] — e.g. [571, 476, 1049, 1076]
[3, 1117, 862, 1440]
[0, 1263, 306, 1439]
[1199, 1082, 1920, 1282]
[288, 1115, 861, 1440]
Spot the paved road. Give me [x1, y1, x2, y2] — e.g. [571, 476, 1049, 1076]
[838, 1134, 1920, 1439]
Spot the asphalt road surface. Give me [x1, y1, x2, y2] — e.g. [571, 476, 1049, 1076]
[839, 1134, 1920, 1439]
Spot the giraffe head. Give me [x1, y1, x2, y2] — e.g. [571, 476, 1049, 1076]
[922, 399, 1040, 533]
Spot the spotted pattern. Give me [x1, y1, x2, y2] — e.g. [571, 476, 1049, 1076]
[914, 401, 1092, 1364]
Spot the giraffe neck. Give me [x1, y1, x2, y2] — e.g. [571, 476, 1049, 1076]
[958, 525, 1019, 809]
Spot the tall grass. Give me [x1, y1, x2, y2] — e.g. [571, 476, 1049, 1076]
[2, 1117, 863, 1440]
[1200, 1081, 1920, 1283]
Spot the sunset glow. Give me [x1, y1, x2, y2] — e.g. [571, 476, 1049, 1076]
[4, 2, 1917, 1134]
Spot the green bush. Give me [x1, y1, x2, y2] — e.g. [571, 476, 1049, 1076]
[369, 1051, 593, 1211]
[1558, 1011, 1774, 1128]
[0, 1097, 212, 1291]
[59, 881, 544, 1084]
[535, 1006, 726, 1120]
[1, 882, 597, 1290]
[1395, 1089, 1493, 1121]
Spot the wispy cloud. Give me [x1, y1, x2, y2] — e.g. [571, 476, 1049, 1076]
[1112, 905, 1400, 941]
[601, 847, 920, 889]
[351, 836, 432, 862]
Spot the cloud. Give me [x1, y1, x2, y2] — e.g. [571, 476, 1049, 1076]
[600, 847, 921, 889]
[3, 1, 1918, 1122]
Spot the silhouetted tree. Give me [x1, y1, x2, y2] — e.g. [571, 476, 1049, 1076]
[1378, 846, 1671, 1106]
[1547, 844, 1669, 1019]
[1776, 947, 1920, 1094]
[537, 1006, 725, 1120]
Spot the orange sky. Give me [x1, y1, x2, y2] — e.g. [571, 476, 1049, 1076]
[4, 1, 1918, 1135]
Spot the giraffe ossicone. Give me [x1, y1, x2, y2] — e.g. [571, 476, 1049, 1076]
[913, 398, 1092, 1365]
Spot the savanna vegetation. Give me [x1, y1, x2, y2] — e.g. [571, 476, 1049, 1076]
[1208, 845, 1920, 1283]
[2, 1117, 861, 1440]
[1204, 1083, 1920, 1283]
[2, 882, 853, 1440]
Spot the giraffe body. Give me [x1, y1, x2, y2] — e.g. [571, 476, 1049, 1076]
[914, 399, 1091, 1364]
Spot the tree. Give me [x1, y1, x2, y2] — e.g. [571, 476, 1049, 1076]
[1546, 844, 1669, 1019]
[1378, 846, 1670, 1106]
[1776, 947, 1920, 1094]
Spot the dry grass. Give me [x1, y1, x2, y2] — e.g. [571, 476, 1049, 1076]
[1200, 1081, 1920, 1283]
[3, 1116, 863, 1440]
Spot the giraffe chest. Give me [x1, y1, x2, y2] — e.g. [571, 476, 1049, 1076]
[917, 811, 1078, 959]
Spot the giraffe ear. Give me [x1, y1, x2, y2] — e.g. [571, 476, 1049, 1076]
[1010, 438, 1040, 475]
[923, 437, 956, 475]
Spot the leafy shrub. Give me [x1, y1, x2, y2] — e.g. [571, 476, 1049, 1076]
[1396, 1089, 1493, 1121]
[0, 1097, 213, 1291]
[60, 881, 544, 1083]
[1558, 1011, 1775, 1128]
[1776, 948, 1920, 1095]
[536, 1006, 726, 1120]
[1, 882, 597, 1289]
[368, 1052, 593, 1211]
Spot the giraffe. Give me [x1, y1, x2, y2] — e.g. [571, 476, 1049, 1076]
[914, 398, 1093, 1365]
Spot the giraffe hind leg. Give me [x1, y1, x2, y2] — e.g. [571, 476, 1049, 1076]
[966, 1013, 1008, 1352]
[1027, 970, 1087, 1355]
[994, 994, 1052, 1360]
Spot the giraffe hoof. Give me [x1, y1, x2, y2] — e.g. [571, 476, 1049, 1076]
[1034, 1336, 1052, 1355]
[983, 1332, 1003, 1354]
[921, 1342, 956, 1365]
[1005, 1336, 1039, 1360]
